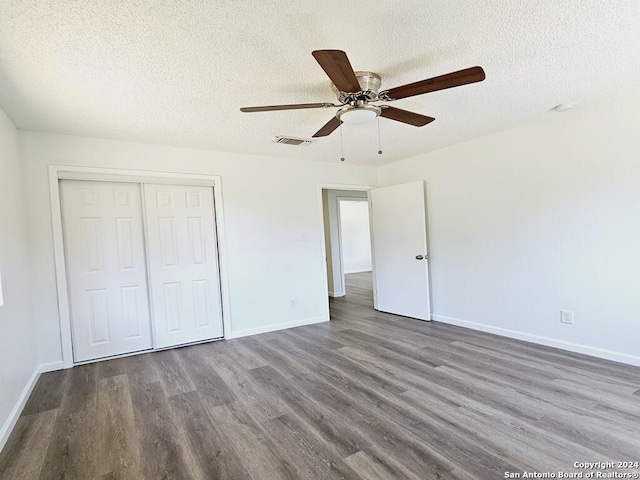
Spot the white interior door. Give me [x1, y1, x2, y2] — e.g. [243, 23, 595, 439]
[60, 180, 153, 362]
[369, 181, 431, 320]
[144, 184, 223, 348]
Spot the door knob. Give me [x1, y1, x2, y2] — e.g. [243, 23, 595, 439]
[415, 255, 424, 260]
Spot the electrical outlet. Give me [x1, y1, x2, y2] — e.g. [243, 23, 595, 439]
[560, 310, 574, 325]
[290, 299, 297, 308]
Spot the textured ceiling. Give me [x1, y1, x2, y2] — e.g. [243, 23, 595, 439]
[1, 1, 639, 166]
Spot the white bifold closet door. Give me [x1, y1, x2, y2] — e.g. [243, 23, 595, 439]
[61, 180, 153, 362]
[143, 184, 224, 348]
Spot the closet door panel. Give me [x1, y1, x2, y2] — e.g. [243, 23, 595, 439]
[144, 184, 223, 347]
[61, 180, 152, 362]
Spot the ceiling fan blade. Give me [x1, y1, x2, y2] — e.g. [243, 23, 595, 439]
[380, 106, 435, 126]
[312, 50, 361, 93]
[379, 66, 486, 101]
[312, 116, 342, 137]
[240, 102, 336, 113]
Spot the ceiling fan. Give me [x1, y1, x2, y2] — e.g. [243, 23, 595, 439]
[240, 50, 486, 138]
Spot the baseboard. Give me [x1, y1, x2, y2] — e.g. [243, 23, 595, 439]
[227, 315, 329, 339]
[328, 291, 345, 298]
[39, 361, 65, 373]
[432, 314, 640, 367]
[344, 269, 372, 274]
[0, 366, 40, 453]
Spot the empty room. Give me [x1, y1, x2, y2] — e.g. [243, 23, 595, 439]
[0, 1, 639, 479]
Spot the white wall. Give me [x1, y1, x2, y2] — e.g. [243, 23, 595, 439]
[339, 200, 372, 274]
[378, 93, 640, 365]
[322, 189, 369, 297]
[0, 108, 38, 449]
[18, 131, 378, 366]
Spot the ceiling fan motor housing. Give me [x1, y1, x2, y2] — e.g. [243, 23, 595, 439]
[334, 71, 382, 103]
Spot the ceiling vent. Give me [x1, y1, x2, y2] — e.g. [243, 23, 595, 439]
[273, 136, 315, 146]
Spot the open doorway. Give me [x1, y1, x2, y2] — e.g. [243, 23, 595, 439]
[338, 198, 373, 304]
[320, 181, 431, 322]
[321, 188, 373, 306]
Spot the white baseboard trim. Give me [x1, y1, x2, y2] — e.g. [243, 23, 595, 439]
[432, 314, 640, 367]
[39, 361, 65, 373]
[227, 315, 329, 339]
[328, 291, 345, 298]
[0, 366, 40, 453]
[344, 269, 372, 274]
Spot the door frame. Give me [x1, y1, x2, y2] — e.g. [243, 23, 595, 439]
[49, 165, 232, 368]
[317, 184, 374, 306]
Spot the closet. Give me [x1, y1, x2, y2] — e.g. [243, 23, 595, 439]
[60, 180, 224, 362]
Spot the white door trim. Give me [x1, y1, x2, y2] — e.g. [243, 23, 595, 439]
[49, 165, 232, 368]
[317, 183, 375, 305]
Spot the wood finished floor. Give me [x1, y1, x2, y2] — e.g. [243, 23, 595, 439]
[2, 272, 639, 479]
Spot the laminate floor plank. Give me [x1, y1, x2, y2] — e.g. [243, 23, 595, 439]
[461, 332, 640, 383]
[343, 450, 420, 480]
[248, 364, 366, 459]
[21, 369, 68, 416]
[129, 381, 199, 480]
[38, 406, 99, 480]
[340, 341, 549, 423]
[535, 410, 640, 459]
[361, 314, 484, 345]
[260, 413, 361, 480]
[98, 356, 130, 379]
[97, 374, 142, 479]
[427, 351, 603, 416]
[335, 328, 443, 366]
[247, 349, 464, 479]
[177, 346, 236, 407]
[282, 327, 347, 351]
[270, 337, 525, 479]
[209, 353, 291, 423]
[205, 401, 299, 480]
[272, 334, 408, 397]
[3, 272, 640, 479]
[438, 400, 606, 472]
[215, 339, 270, 369]
[97, 351, 156, 380]
[151, 349, 197, 397]
[62, 362, 98, 415]
[550, 378, 640, 417]
[336, 346, 472, 409]
[168, 390, 252, 480]
[0, 409, 57, 480]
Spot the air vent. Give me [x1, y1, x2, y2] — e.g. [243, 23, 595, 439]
[273, 136, 315, 146]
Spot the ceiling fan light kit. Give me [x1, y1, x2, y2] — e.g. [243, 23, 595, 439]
[240, 49, 486, 143]
[337, 104, 381, 124]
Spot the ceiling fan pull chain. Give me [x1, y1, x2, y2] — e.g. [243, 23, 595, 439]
[377, 116, 383, 155]
[340, 124, 345, 162]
